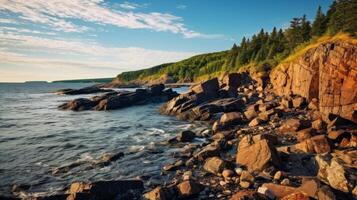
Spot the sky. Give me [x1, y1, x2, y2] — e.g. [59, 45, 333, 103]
[0, 0, 332, 82]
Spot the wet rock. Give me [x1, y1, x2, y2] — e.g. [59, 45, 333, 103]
[203, 156, 226, 175]
[149, 84, 165, 95]
[55, 86, 111, 95]
[236, 139, 280, 172]
[177, 130, 196, 142]
[58, 98, 96, 111]
[177, 180, 203, 197]
[68, 180, 144, 200]
[95, 152, 124, 166]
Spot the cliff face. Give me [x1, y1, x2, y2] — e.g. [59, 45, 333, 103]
[270, 41, 357, 123]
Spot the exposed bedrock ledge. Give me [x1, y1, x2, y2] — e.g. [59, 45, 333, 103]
[58, 84, 178, 111]
[270, 41, 357, 123]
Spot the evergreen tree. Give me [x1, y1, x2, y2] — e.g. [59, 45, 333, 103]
[311, 6, 327, 36]
[301, 15, 312, 41]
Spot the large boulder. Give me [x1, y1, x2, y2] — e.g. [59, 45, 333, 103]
[270, 41, 357, 123]
[236, 139, 281, 172]
[315, 150, 357, 196]
[190, 78, 219, 96]
[58, 98, 96, 111]
[203, 156, 226, 175]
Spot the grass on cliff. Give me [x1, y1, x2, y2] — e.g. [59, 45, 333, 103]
[280, 32, 357, 65]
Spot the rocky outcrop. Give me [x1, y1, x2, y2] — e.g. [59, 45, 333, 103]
[270, 41, 357, 123]
[58, 84, 178, 111]
[55, 86, 112, 95]
[160, 73, 253, 121]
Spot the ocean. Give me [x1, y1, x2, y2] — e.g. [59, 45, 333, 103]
[0, 82, 206, 197]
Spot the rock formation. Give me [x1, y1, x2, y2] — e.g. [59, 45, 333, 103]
[270, 41, 357, 123]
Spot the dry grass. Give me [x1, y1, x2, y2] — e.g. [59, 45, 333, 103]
[280, 32, 357, 65]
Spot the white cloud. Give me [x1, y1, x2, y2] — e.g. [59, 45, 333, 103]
[0, 32, 197, 82]
[177, 5, 187, 10]
[118, 2, 139, 10]
[0, 18, 18, 24]
[0, 0, 221, 38]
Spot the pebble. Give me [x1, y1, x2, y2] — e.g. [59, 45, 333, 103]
[281, 178, 291, 186]
[235, 167, 243, 175]
[239, 181, 250, 188]
[273, 171, 282, 180]
[222, 169, 234, 178]
[219, 180, 226, 186]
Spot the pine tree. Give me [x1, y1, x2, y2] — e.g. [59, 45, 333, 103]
[301, 15, 312, 41]
[311, 6, 327, 36]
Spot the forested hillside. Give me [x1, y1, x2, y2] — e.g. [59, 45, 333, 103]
[115, 0, 357, 84]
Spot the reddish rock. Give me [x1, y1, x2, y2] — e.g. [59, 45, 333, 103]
[203, 156, 226, 175]
[220, 112, 243, 127]
[292, 97, 306, 108]
[270, 41, 357, 123]
[279, 119, 311, 133]
[294, 135, 330, 154]
[296, 128, 316, 142]
[236, 139, 280, 172]
[177, 180, 203, 197]
[281, 192, 309, 200]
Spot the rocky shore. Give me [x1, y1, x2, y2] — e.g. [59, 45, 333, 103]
[4, 41, 356, 200]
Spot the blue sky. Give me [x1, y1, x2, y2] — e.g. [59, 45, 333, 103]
[0, 0, 332, 82]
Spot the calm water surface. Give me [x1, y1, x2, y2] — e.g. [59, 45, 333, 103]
[0, 83, 205, 196]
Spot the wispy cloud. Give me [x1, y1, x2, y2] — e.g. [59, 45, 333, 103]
[0, 0, 222, 39]
[118, 2, 140, 10]
[0, 18, 18, 24]
[0, 31, 197, 82]
[177, 5, 187, 10]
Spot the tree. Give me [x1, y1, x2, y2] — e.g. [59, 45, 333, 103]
[301, 15, 312, 41]
[311, 6, 327, 36]
[327, 0, 357, 35]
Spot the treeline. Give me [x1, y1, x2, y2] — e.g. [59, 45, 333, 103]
[225, 0, 357, 70]
[117, 0, 357, 83]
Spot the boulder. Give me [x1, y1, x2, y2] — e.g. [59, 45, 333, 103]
[177, 180, 203, 197]
[149, 84, 165, 95]
[292, 97, 306, 108]
[190, 78, 219, 96]
[315, 152, 357, 195]
[270, 41, 357, 123]
[68, 180, 144, 200]
[281, 192, 309, 200]
[58, 98, 96, 111]
[279, 118, 311, 133]
[236, 139, 280, 172]
[238, 134, 278, 150]
[220, 112, 243, 127]
[55, 86, 110, 95]
[176, 130, 195, 142]
[203, 156, 226, 175]
[143, 186, 175, 200]
[293, 135, 331, 154]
